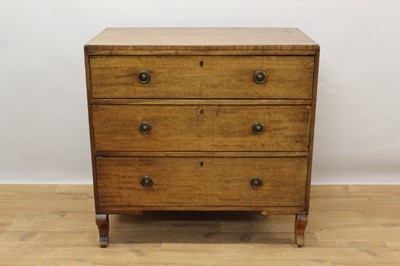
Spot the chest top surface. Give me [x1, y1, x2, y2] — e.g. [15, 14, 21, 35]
[85, 28, 319, 54]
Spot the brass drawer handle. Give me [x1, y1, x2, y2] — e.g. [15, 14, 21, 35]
[139, 121, 152, 135]
[140, 176, 153, 188]
[138, 70, 151, 84]
[253, 70, 267, 84]
[250, 177, 263, 189]
[252, 122, 265, 135]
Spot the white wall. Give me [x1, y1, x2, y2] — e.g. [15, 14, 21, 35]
[1, 0, 399, 184]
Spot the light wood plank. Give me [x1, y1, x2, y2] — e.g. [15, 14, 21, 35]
[1, 184, 400, 266]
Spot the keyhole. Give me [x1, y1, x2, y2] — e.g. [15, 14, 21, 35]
[200, 161, 204, 167]
[199, 61, 204, 67]
[200, 109, 203, 115]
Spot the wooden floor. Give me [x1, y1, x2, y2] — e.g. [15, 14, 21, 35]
[0, 185, 399, 265]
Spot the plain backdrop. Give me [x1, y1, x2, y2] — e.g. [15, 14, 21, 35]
[0, 0, 399, 184]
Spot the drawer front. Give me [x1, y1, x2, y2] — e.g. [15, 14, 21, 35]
[96, 157, 308, 209]
[92, 105, 311, 152]
[90, 56, 314, 99]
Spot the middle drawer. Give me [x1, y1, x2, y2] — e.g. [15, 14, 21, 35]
[92, 105, 311, 152]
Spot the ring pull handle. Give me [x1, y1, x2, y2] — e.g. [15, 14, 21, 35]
[250, 177, 263, 189]
[253, 70, 267, 84]
[140, 176, 153, 188]
[139, 121, 152, 135]
[138, 70, 151, 84]
[252, 122, 265, 135]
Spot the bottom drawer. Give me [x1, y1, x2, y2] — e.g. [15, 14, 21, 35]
[96, 157, 308, 211]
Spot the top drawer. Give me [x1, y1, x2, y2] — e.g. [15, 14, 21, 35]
[90, 56, 314, 99]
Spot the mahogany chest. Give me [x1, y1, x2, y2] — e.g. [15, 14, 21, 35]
[84, 28, 320, 247]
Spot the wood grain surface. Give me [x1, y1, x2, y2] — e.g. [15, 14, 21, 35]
[92, 104, 311, 152]
[94, 151, 309, 157]
[304, 50, 320, 213]
[85, 28, 320, 247]
[90, 56, 314, 99]
[1, 185, 399, 266]
[85, 28, 319, 56]
[96, 157, 308, 210]
[90, 99, 313, 105]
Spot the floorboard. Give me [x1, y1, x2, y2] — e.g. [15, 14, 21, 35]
[0, 184, 399, 265]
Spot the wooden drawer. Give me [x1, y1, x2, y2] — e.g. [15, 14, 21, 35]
[92, 104, 311, 152]
[96, 157, 308, 211]
[90, 56, 314, 99]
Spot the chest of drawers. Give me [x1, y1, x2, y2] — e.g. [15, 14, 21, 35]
[84, 28, 320, 248]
